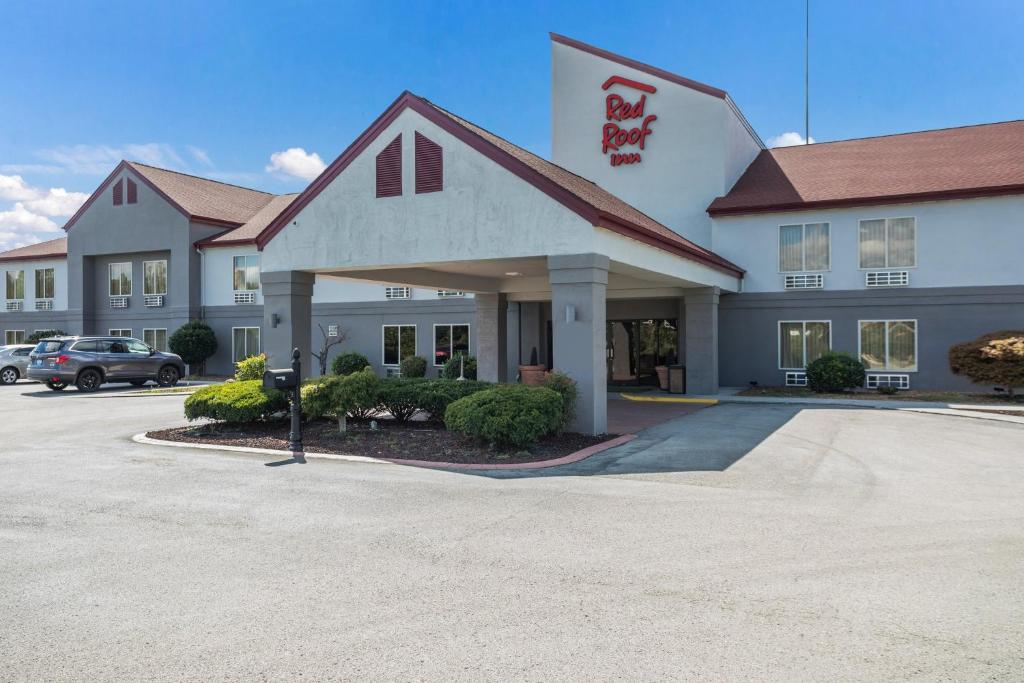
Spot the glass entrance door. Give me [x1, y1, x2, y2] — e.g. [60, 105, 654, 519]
[606, 319, 678, 386]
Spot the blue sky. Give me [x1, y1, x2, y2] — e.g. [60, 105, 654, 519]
[1, 0, 1022, 251]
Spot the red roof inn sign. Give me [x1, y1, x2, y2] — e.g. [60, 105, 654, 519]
[601, 75, 658, 166]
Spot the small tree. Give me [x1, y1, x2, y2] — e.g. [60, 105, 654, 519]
[169, 320, 218, 375]
[26, 329, 66, 344]
[311, 323, 348, 376]
[949, 331, 1024, 397]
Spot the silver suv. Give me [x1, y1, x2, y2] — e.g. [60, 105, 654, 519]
[27, 336, 186, 392]
[0, 344, 35, 385]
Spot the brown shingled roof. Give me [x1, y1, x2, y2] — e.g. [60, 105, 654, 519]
[0, 236, 67, 262]
[200, 193, 299, 246]
[709, 120, 1024, 216]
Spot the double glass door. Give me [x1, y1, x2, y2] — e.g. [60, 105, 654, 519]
[606, 319, 678, 386]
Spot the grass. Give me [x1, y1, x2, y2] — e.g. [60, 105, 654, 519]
[739, 386, 1022, 405]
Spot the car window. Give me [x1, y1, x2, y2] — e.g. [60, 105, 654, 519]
[108, 341, 128, 354]
[72, 341, 98, 352]
[126, 340, 151, 354]
[14, 348, 31, 356]
[33, 341, 65, 354]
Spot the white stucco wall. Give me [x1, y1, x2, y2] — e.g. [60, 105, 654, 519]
[711, 195, 1024, 292]
[261, 108, 597, 273]
[0, 258, 69, 311]
[550, 40, 761, 249]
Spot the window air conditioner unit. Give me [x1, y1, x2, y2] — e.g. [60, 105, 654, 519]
[437, 290, 466, 298]
[110, 296, 129, 309]
[385, 287, 411, 300]
[865, 271, 909, 287]
[144, 295, 164, 307]
[35, 299, 54, 311]
[6, 300, 23, 312]
[865, 374, 910, 390]
[234, 291, 256, 304]
[784, 273, 824, 290]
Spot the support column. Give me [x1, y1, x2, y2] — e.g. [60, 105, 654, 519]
[261, 270, 315, 377]
[549, 254, 608, 435]
[475, 292, 508, 383]
[683, 287, 719, 395]
[505, 301, 520, 381]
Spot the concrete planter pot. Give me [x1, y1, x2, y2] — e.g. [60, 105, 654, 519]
[655, 365, 669, 391]
[519, 365, 548, 386]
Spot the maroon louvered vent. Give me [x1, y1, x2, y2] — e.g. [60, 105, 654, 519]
[415, 132, 443, 194]
[126, 178, 138, 204]
[112, 178, 124, 206]
[375, 134, 402, 198]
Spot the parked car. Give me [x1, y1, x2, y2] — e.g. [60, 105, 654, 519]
[0, 344, 35, 385]
[27, 336, 186, 392]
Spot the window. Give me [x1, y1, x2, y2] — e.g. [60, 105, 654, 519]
[415, 131, 443, 194]
[144, 260, 167, 295]
[232, 255, 260, 291]
[779, 223, 829, 272]
[778, 321, 831, 369]
[859, 320, 917, 371]
[34, 268, 54, 299]
[385, 286, 411, 300]
[232, 327, 261, 363]
[109, 329, 133, 337]
[109, 262, 132, 296]
[433, 324, 470, 366]
[112, 178, 123, 205]
[126, 339, 151, 354]
[143, 328, 168, 351]
[5, 330, 26, 345]
[859, 217, 916, 268]
[5, 270, 24, 299]
[126, 178, 138, 204]
[383, 324, 416, 366]
[376, 134, 402, 198]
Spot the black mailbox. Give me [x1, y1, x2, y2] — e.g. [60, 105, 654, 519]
[263, 368, 298, 390]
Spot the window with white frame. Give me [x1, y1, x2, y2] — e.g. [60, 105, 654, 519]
[232, 255, 260, 291]
[385, 286, 411, 300]
[779, 223, 830, 272]
[232, 327, 260, 363]
[778, 321, 831, 369]
[34, 268, 54, 299]
[144, 260, 167, 295]
[5, 330, 26, 345]
[109, 262, 132, 296]
[434, 324, 470, 366]
[109, 328, 132, 337]
[859, 320, 917, 371]
[6, 270, 24, 299]
[383, 324, 416, 366]
[143, 328, 168, 351]
[859, 217, 916, 268]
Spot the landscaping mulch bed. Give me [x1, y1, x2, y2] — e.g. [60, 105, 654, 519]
[148, 419, 616, 465]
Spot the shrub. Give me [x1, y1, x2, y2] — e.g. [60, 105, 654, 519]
[544, 371, 578, 430]
[445, 384, 564, 449]
[440, 352, 477, 380]
[805, 352, 867, 393]
[377, 378, 428, 422]
[411, 379, 492, 422]
[949, 331, 1024, 397]
[184, 380, 287, 423]
[27, 329, 66, 344]
[877, 385, 899, 396]
[300, 376, 342, 420]
[332, 367, 382, 419]
[399, 355, 427, 378]
[234, 353, 266, 381]
[332, 351, 370, 376]
[169, 320, 218, 370]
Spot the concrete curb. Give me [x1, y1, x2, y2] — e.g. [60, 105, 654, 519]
[619, 394, 718, 405]
[707, 396, 1024, 425]
[132, 432, 638, 470]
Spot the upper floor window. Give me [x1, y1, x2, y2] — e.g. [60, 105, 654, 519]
[778, 321, 831, 370]
[859, 217, 915, 269]
[233, 255, 260, 291]
[34, 268, 54, 299]
[779, 223, 829, 272]
[415, 132, 443, 194]
[144, 260, 167, 295]
[859, 320, 917, 371]
[385, 286, 411, 300]
[5, 270, 24, 299]
[109, 262, 132, 296]
[376, 134, 402, 198]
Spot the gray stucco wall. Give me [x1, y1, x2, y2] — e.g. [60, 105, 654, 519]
[719, 285, 1024, 390]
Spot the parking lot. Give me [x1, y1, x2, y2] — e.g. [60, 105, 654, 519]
[1, 379, 1023, 680]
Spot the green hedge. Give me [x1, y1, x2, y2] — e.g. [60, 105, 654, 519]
[440, 353, 477, 380]
[184, 380, 287, 423]
[331, 352, 370, 376]
[543, 371, 578, 430]
[234, 353, 266, 381]
[378, 377, 427, 422]
[301, 374, 491, 423]
[445, 384, 564, 448]
[399, 355, 427, 378]
[805, 352, 867, 392]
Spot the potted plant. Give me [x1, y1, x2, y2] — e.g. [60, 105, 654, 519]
[655, 365, 669, 390]
[519, 347, 547, 386]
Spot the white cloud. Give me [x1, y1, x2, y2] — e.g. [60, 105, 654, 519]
[767, 131, 815, 148]
[266, 147, 326, 181]
[187, 145, 214, 168]
[0, 175, 88, 253]
[35, 143, 187, 175]
[24, 188, 89, 217]
[0, 174, 42, 202]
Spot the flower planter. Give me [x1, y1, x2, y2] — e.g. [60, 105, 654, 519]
[655, 365, 669, 391]
[519, 365, 548, 386]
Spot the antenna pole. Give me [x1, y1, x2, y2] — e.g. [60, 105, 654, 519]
[805, 0, 810, 144]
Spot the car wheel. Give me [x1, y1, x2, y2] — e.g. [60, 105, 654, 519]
[157, 365, 180, 387]
[0, 367, 17, 385]
[76, 369, 102, 392]
[130, 379, 148, 387]
[46, 379, 67, 391]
